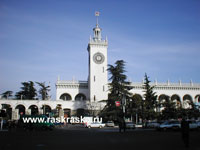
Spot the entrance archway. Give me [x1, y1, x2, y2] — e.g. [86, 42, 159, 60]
[41, 105, 52, 115]
[28, 105, 39, 115]
[15, 104, 26, 115]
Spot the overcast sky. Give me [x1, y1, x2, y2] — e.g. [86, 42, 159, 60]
[0, 0, 200, 99]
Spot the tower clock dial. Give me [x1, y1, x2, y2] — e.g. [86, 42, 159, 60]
[93, 52, 105, 64]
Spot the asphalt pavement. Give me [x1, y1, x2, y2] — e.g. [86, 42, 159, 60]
[0, 125, 200, 150]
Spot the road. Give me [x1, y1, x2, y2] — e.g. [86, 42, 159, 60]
[0, 126, 200, 150]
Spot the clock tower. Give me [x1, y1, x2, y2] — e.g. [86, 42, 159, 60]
[87, 13, 108, 102]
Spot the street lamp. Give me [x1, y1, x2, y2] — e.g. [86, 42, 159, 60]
[122, 94, 126, 121]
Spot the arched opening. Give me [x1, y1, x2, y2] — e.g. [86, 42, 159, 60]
[60, 93, 72, 101]
[183, 94, 193, 109]
[75, 93, 86, 101]
[1, 104, 12, 119]
[41, 105, 51, 115]
[159, 94, 169, 102]
[129, 94, 143, 123]
[28, 105, 39, 115]
[132, 94, 143, 101]
[195, 95, 200, 103]
[158, 94, 169, 111]
[63, 109, 71, 121]
[76, 108, 86, 117]
[171, 94, 181, 108]
[15, 104, 26, 115]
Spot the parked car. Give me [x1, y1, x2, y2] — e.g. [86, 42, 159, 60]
[146, 121, 160, 128]
[157, 120, 181, 131]
[106, 121, 115, 127]
[85, 122, 105, 128]
[188, 120, 198, 130]
[125, 122, 135, 129]
[197, 121, 200, 128]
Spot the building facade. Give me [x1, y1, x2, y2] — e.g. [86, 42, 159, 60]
[0, 15, 200, 119]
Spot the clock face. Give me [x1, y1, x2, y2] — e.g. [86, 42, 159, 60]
[93, 52, 105, 64]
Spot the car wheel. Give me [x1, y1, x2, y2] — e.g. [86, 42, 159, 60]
[99, 125, 102, 128]
[88, 126, 91, 128]
[163, 127, 167, 131]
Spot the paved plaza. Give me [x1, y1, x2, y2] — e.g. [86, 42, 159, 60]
[0, 126, 200, 150]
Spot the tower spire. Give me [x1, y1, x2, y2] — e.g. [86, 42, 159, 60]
[95, 11, 100, 27]
[93, 11, 101, 41]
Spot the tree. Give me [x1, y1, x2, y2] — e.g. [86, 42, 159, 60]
[15, 81, 37, 100]
[36, 82, 50, 100]
[161, 95, 177, 120]
[143, 73, 158, 120]
[107, 60, 132, 108]
[101, 60, 132, 120]
[1, 91, 13, 99]
[126, 94, 143, 123]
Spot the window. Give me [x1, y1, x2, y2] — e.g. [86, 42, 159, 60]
[103, 67, 104, 73]
[94, 95, 96, 101]
[103, 86, 105, 91]
[94, 76, 96, 82]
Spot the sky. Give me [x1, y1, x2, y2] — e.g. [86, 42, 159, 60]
[0, 0, 200, 99]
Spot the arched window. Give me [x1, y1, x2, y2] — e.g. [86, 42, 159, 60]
[171, 94, 181, 108]
[28, 105, 39, 115]
[60, 93, 72, 101]
[75, 93, 86, 101]
[183, 94, 193, 101]
[183, 94, 193, 109]
[41, 105, 52, 115]
[15, 104, 26, 115]
[195, 95, 200, 103]
[158, 94, 169, 102]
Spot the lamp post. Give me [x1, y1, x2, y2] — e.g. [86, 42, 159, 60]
[122, 94, 126, 121]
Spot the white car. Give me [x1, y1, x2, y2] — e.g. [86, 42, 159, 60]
[158, 121, 181, 131]
[197, 121, 200, 128]
[105, 121, 115, 127]
[85, 122, 105, 128]
[188, 120, 198, 130]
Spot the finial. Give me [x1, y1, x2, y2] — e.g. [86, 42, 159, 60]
[142, 78, 144, 83]
[179, 79, 182, 86]
[190, 79, 193, 86]
[154, 78, 157, 85]
[95, 11, 100, 26]
[167, 79, 170, 85]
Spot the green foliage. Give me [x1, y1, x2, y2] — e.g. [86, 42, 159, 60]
[143, 73, 158, 120]
[107, 60, 132, 107]
[1, 91, 13, 99]
[15, 81, 37, 100]
[160, 95, 177, 120]
[125, 94, 143, 122]
[36, 82, 50, 100]
[100, 60, 132, 120]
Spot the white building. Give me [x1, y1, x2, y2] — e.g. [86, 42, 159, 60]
[0, 14, 200, 118]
